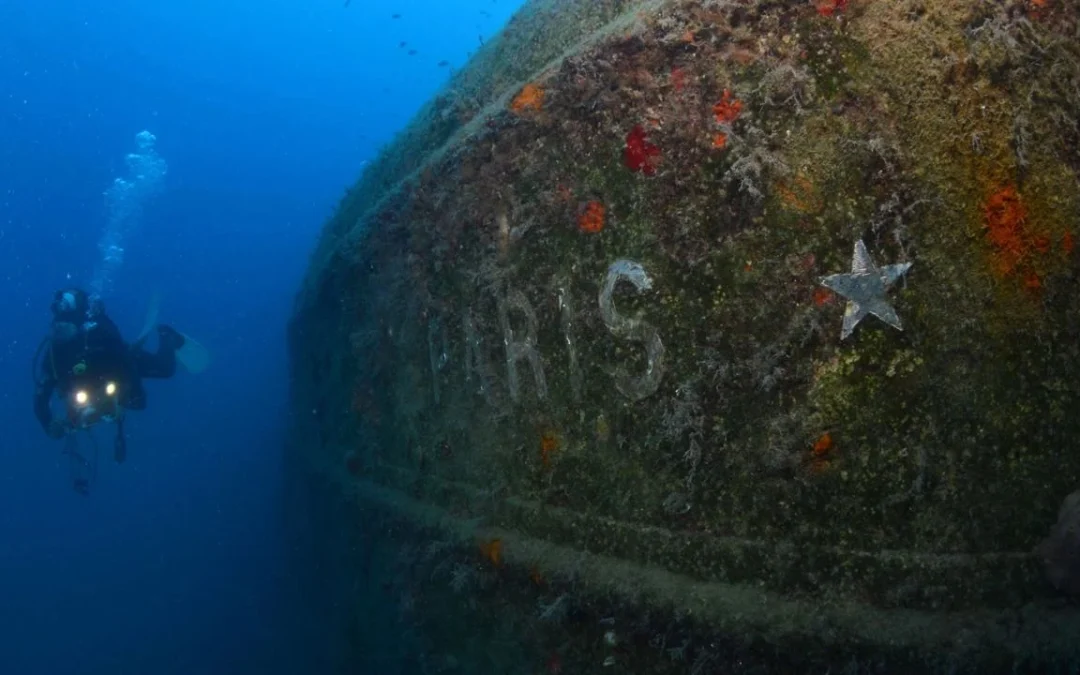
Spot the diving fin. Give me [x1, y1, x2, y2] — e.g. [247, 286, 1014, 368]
[134, 293, 161, 348]
[175, 332, 211, 374]
[134, 294, 210, 374]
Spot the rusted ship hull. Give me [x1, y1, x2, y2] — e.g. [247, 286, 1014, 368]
[287, 0, 1080, 671]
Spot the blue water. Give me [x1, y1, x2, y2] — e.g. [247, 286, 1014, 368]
[0, 1, 522, 672]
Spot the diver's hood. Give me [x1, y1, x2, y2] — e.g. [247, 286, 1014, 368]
[52, 288, 88, 317]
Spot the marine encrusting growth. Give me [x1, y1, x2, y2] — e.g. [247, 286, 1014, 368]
[287, 0, 1080, 672]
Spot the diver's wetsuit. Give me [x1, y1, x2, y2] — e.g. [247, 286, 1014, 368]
[33, 312, 182, 437]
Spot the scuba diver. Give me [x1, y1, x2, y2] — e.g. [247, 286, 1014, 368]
[32, 288, 205, 477]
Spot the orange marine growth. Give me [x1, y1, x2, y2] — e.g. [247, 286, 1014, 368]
[777, 174, 824, 214]
[809, 432, 835, 475]
[982, 185, 1030, 279]
[578, 201, 605, 233]
[529, 566, 545, 586]
[510, 83, 544, 113]
[479, 538, 503, 566]
[540, 430, 561, 467]
[713, 89, 743, 125]
[813, 432, 833, 456]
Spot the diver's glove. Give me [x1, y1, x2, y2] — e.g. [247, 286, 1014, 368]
[46, 419, 69, 440]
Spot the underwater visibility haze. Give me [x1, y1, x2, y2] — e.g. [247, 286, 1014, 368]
[7, 0, 1080, 673]
[1, 0, 522, 673]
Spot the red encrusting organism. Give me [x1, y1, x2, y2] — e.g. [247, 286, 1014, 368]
[713, 89, 743, 125]
[813, 286, 834, 307]
[815, 0, 849, 17]
[670, 67, 686, 93]
[624, 125, 661, 175]
[1027, 0, 1050, 20]
[1024, 271, 1042, 291]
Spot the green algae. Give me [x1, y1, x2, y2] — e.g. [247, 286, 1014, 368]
[288, 0, 1080, 671]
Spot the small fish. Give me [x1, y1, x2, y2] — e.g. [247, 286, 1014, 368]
[437, 60, 449, 67]
[408, 49, 417, 56]
[398, 41, 406, 48]
[391, 13, 401, 19]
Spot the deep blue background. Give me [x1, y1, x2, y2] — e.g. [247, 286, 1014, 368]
[0, 1, 521, 672]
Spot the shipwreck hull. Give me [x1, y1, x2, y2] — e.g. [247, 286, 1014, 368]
[287, 0, 1080, 671]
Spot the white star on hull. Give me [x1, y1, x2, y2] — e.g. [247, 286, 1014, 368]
[820, 239, 912, 340]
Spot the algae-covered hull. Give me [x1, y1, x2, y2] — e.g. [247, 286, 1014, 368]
[287, 0, 1080, 671]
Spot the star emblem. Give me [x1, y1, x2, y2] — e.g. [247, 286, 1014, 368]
[820, 239, 912, 340]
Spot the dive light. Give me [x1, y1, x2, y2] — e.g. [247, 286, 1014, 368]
[73, 380, 118, 407]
